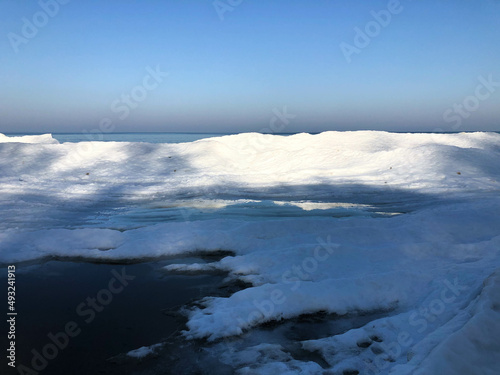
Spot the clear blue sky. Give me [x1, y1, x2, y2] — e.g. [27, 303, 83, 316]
[1, 0, 499, 133]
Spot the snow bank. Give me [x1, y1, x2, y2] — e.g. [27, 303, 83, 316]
[0, 133, 59, 144]
[0, 131, 499, 203]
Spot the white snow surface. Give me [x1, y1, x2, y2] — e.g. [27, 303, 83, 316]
[126, 343, 163, 359]
[0, 133, 59, 144]
[1, 131, 500, 374]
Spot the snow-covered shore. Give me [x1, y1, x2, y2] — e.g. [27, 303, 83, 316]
[1, 131, 499, 374]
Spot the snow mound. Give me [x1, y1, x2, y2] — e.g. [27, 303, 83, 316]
[0, 133, 59, 144]
[399, 270, 500, 375]
[0, 131, 499, 205]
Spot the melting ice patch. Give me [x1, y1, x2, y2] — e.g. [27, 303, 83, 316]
[273, 201, 372, 211]
[126, 343, 163, 359]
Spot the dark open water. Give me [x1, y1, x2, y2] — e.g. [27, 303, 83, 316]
[1, 260, 227, 375]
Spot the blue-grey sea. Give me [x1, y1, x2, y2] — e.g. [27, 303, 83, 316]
[52, 132, 228, 143]
[6, 131, 498, 144]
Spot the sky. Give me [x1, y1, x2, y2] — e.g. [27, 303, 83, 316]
[0, 0, 499, 134]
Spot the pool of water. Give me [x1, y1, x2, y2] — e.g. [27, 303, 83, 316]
[1, 260, 226, 375]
